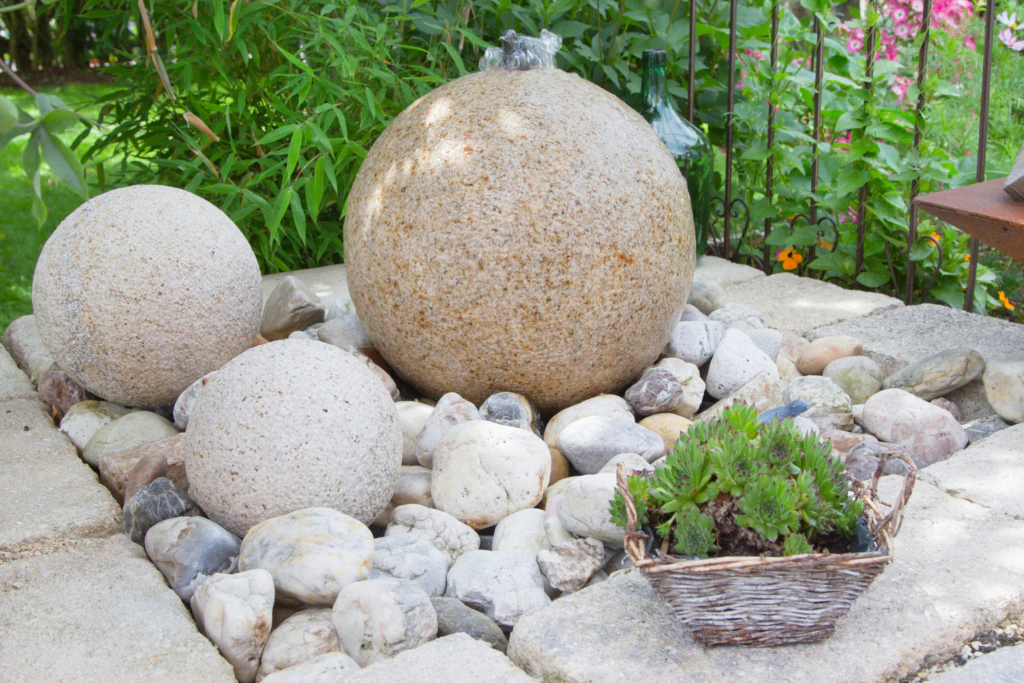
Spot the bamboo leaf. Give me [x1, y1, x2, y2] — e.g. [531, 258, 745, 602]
[184, 112, 221, 142]
[285, 128, 302, 180]
[290, 191, 307, 246]
[36, 128, 89, 199]
[0, 97, 18, 133]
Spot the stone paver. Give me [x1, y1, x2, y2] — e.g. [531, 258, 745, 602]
[0, 534, 235, 682]
[1, 314, 53, 381]
[724, 273, 903, 335]
[0, 397, 121, 558]
[930, 644, 1024, 683]
[921, 424, 1024, 517]
[262, 264, 351, 312]
[0, 346, 36, 402]
[809, 304, 1024, 421]
[693, 256, 765, 289]
[346, 633, 536, 682]
[508, 477, 1024, 683]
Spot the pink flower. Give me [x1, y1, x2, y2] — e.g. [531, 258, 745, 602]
[892, 7, 908, 22]
[746, 49, 765, 62]
[964, 34, 976, 50]
[894, 23, 911, 38]
[911, 0, 923, 11]
[848, 38, 864, 52]
[999, 27, 1024, 51]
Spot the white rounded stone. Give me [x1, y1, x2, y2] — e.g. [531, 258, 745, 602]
[238, 508, 374, 607]
[260, 653, 359, 683]
[331, 578, 437, 667]
[543, 394, 634, 449]
[444, 550, 551, 628]
[430, 421, 551, 530]
[862, 389, 968, 465]
[556, 474, 625, 547]
[385, 504, 480, 567]
[185, 340, 402, 535]
[654, 357, 705, 419]
[665, 320, 725, 367]
[256, 609, 340, 682]
[782, 376, 855, 431]
[371, 534, 449, 597]
[391, 465, 433, 509]
[705, 328, 780, 399]
[492, 508, 549, 558]
[82, 410, 178, 468]
[59, 400, 134, 453]
[32, 185, 262, 407]
[396, 401, 434, 466]
[191, 569, 275, 683]
[415, 392, 480, 469]
[557, 416, 664, 474]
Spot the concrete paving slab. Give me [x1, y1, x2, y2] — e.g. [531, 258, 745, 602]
[0, 534, 235, 682]
[262, 264, 351, 312]
[1, 314, 53, 380]
[0, 399, 121, 559]
[0, 346, 36, 403]
[921, 424, 1024, 518]
[724, 273, 904, 335]
[929, 644, 1024, 683]
[508, 478, 1024, 683]
[808, 304, 1024, 421]
[347, 633, 536, 682]
[693, 256, 766, 289]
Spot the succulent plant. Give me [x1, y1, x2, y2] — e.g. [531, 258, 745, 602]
[735, 476, 801, 542]
[783, 533, 814, 557]
[671, 504, 719, 558]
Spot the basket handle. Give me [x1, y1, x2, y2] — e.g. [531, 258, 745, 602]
[616, 463, 651, 562]
[866, 449, 917, 542]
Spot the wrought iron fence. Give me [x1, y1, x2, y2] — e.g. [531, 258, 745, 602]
[699, 0, 997, 312]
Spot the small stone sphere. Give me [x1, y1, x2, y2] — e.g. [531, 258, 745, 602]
[345, 68, 695, 414]
[185, 340, 402, 536]
[32, 185, 262, 407]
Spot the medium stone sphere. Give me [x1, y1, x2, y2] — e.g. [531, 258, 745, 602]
[345, 68, 695, 414]
[185, 340, 402, 537]
[32, 185, 262, 407]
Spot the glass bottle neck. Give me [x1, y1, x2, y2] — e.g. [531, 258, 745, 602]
[641, 65, 669, 113]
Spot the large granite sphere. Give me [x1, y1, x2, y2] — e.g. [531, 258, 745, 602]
[185, 340, 402, 536]
[32, 185, 262, 407]
[344, 68, 695, 414]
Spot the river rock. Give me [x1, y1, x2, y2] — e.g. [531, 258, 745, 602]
[1, 314, 53, 379]
[678, 304, 707, 322]
[747, 328, 782, 361]
[391, 466, 433, 509]
[543, 394, 634, 449]
[624, 367, 685, 417]
[36, 364, 88, 420]
[145, 516, 241, 601]
[191, 569, 275, 683]
[599, 453, 655, 475]
[687, 280, 727, 315]
[544, 514, 576, 547]
[332, 578, 437, 667]
[83, 410, 178, 468]
[536, 537, 605, 593]
[431, 421, 551, 529]
[654, 358, 704, 418]
[445, 551, 551, 627]
[843, 440, 924, 480]
[100, 432, 188, 504]
[695, 370, 783, 424]
[638, 413, 691, 453]
[260, 276, 325, 341]
[708, 302, 765, 331]
[385, 504, 480, 566]
[480, 392, 542, 436]
[706, 328, 779, 400]
[317, 312, 372, 350]
[185, 341, 402, 535]
[548, 447, 570, 486]
[863, 389, 968, 465]
[982, 360, 1024, 423]
[416, 392, 480, 468]
[883, 348, 986, 400]
[172, 371, 216, 431]
[260, 653, 358, 683]
[931, 397, 963, 422]
[823, 355, 883, 404]
[256, 609, 340, 682]
[665, 320, 725, 367]
[556, 474, 624, 547]
[123, 477, 201, 544]
[431, 597, 508, 652]
[791, 416, 820, 436]
[796, 335, 863, 375]
[396, 401, 434, 466]
[778, 331, 810, 363]
[238, 508, 374, 607]
[492, 508, 549, 558]
[370, 534, 448, 597]
[348, 348, 400, 401]
[557, 416, 663, 475]
[58, 400, 134, 453]
[821, 429, 877, 454]
[782, 376, 854, 431]
[963, 415, 1011, 444]
[123, 452, 169, 504]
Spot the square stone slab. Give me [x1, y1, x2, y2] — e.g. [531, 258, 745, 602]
[693, 256, 766, 289]
[0, 347, 36, 402]
[346, 634, 535, 682]
[921, 424, 1024, 518]
[0, 534, 235, 682]
[930, 643, 1024, 683]
[1, 315, 53, 381]
[0, 398, 121, 558]
[723, 273, 903, 335]
[262, 264, 352, 312]
[808, 304, 1024, 420]
[508, 478, 1024, 683]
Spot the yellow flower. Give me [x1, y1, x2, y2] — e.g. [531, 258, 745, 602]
[818, 237, 832, 250]
[777, 248, 804, 271]
[929, 232, 941, 245]
[964, 253, 971, 262]
[999, 291, 1015, 310]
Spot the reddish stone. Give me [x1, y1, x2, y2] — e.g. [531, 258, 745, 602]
[123, 453, 169, 504]
[36, 364, 89, 421]
[99, 433, 188, 504]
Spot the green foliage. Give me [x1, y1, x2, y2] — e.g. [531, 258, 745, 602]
[610, 404, 865, 558]
[783, 532, 814, 556]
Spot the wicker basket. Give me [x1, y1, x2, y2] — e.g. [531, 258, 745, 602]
[616, 451, 916, 647]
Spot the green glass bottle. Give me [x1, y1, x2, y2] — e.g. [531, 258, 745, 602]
[640, 49, 713, 257]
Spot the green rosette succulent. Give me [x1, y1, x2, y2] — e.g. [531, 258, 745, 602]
[735, 476, 801, 542]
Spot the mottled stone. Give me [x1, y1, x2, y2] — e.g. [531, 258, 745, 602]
[625, 367, 684, 416]
[431, 421, 551, 529]
[32, 186, 262, 407]
[480, 391, 542, 436]
[492, 508, 549, 557]
[122, 477, 201, 544]
[145, 516, 241, 601]
[638, 413, 691, 452]
[385, 504, 480, 566]
[260, 275, 325, 341]
[543, 394, 634, 449]
[445, 550, 551, 627]
[797, 335, 864, 375]
[316, 311, 371, 350]
[396, 401, 434, 466]
[172, 371, 215, 431]
[883, 348, 986, 400]
[964, 415, 1011, 444]
[257, 609, 341, 682]
[556, 473, 623, 547]
[371, 534, 448, 597]
[708, 302, 765, 332]
[863, 389, 968, 466]
[123, 452, 169, 505]
[346, 69, 694, 415]
[332, 578, 437, 667]
[59, 400, 133, 453]
[931, 397, 963, 422]
[823, 355, 883, 404]
[99, 432, 188, 504]
[982, 360, 1024, 423]
[431, 597, 508, 652]
[665, 320, 725, 367]
[415, 392, 480, 469]
[1, 314, 54, 379]
[537, 537, 604, 594]
[654, 358, 704, 418]
[705, 328, 779, 399]
[687, 280, 727, 315]
[557, 416, 663, 474]
[84, 410, 178, 468]
[260, 653, 358, 683]
[186, 341, 401, 535]
[782, 376, 854, 431]
[191, 569, 275, 683]
[36, 364, 88, 420]
[694, 370, 783, 424]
